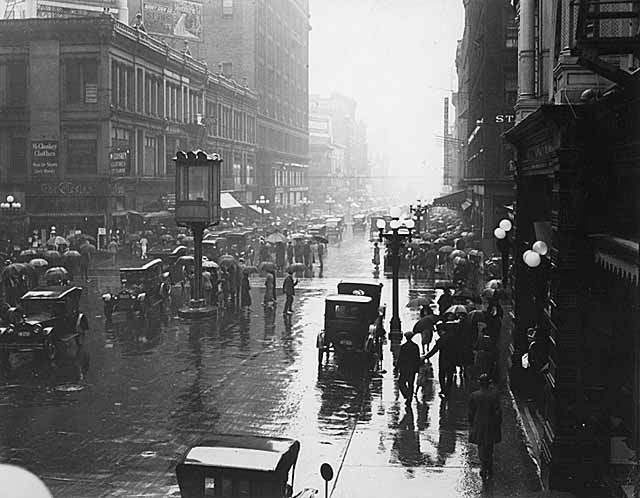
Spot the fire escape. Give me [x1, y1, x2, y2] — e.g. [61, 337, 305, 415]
[570, 0, 640, 87]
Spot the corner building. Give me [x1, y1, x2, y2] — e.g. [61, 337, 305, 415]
[0, 16, 256, 238]
[199, 0, 310, 212]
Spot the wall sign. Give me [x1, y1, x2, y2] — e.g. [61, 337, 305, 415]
[109, 149, 130, 176]
[32, 141, 59, 176]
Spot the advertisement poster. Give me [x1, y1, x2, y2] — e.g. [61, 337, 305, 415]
[143, 0, 203, 41]
[109, 149, 130, 176]
[32, 140, 58, 176]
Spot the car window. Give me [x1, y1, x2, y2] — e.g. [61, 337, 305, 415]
[334, 304, 360, 318]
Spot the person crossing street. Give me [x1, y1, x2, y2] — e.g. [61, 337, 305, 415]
[282, 269, 298, 315]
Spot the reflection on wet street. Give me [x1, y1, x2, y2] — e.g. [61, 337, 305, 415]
[0, 232, 540, 497]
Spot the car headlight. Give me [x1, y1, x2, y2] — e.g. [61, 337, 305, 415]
[32, 324, 43, 335]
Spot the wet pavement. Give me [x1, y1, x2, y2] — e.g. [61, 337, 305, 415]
[0, 230, 567, 497]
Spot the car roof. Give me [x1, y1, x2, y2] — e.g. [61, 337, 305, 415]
[180, 434, 300, 473]
[22, 286, 81, 300]
[325, 294, 372, 304]
[338, 279, 382, 288]
[120, 258, 163, 271]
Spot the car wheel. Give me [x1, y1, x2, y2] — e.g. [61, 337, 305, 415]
[43, 337, 56, 362]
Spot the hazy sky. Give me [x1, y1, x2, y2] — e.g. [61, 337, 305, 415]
[309, 0, 464, 200]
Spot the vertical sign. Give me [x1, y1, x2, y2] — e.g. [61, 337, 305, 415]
[32, 140, 59, 176]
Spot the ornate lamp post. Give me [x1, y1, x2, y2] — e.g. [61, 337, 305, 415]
[409, 200, 430, 234]
[300, 197, 311, 219]
[325, 195, 335, 215]
[493, 218, 513, 284]
[0, 195, 23, 214]
[256, 195, 270, 230]
[377, 207, 415, 345]
[174, 150, 222, 318]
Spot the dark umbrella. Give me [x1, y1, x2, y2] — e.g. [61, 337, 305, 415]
[434, 279, 456, 289]
[438, 245, 454, 254]
[218, 255, 237, 268]
[406, 296, 433, 308]
[311, 235, 329, 244]
[44, 266, 70, 285]
[258, 261, 276, 273]
[449, 249, 466, 260]
[64, 250, 82, 260]
[79, 243, 96, 254]
[43, 250, 62, 264]
[18, 249, 38, 262]
[243, 265, 259, 274]
[202, 260, 219, 270]
[445, 304, 468, 315]
[286, 263, 306, 273]
[482, 288, 507, 300]
[29, 258, 49, 269]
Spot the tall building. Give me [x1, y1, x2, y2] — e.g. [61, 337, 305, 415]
[434, 0, 517, 254]
[308, 101, 344, 205]
[505, 0, 639, 493]
[169, 0, 311, 211]
[0, 16, 256, 244]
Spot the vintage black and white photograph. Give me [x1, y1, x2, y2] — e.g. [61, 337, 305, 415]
[0, 0, 638, 497]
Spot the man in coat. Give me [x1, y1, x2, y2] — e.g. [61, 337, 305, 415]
[424, 322, 458, 398]
[468, 373, 502, 481]
[397, 331, 422, 405]
[413, 305, 437, 354]
[282, 269, 298, 315]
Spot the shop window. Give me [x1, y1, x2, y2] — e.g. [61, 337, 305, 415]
[143, 136, 157, 176]
[0, 60, 28, 107]
[66, 135, 97, 174]
[65, 58, 98, 105]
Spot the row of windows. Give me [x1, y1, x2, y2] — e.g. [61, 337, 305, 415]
[273, 168, 306, 187]
[204, 101, 256, 143]
[257, 125, 307, 156]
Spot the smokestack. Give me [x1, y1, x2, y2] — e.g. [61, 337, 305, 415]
[118, 0, 129, 23]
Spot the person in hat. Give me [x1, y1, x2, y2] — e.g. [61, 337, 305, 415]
[424, 320, 458, 398]
[413, 305, 437, 355]
[468, 373, 502, 481]
[282, 269, 298, 315]
[397, 331, 421, 405]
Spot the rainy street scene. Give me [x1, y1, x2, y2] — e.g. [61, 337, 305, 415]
[0, 1, 638, 498]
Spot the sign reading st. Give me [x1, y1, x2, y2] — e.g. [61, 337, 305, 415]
[32, 141, 59, 176]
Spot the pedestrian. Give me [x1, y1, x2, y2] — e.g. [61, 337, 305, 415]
[397, 331, 422, 405]
[317, 242, 324, 269]
[282, 269, 298, 315]
[107, 239, 118, 266]
[246, 244, 255, 266]
[413, 305, 437, 354]
[468, 373, 502, 481]
[372, 242, 380, 267]
[424, 319, 458, 398]
[286, 241, 294, 266]
[303, 241, 312, 269]
[263, 270, 276, 309]
[437, 288, 454, 317]
[240, 270, 251, 308]
[140, 236, 148, 260]
[79, 248, 90, 282]
[202, 268, 213, 305]
[294, 241, 304, 264]
[227, 265, 237, 307]
[275, 242, 286, 272]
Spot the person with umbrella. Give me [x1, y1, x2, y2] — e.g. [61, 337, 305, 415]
[263, 269, 276, 310]
[424, 315, 459, 398]
[107, 239, 118, 266]
[413, 305, 437, 355]
[240, 269, 251, 308]
[317, 241, 324, 270]
[79, 247, 91, 282]
[282, 268, 298, 315]
[468, 373, 502, 481]
[286, 241, 294, 266]
[397, 331, 421, 405]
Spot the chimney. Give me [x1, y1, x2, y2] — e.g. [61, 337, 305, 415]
[117, 0, 129, 23]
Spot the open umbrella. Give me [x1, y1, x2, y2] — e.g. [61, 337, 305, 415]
[445, 304, 468, 315]
[438, 246, 454, 254]
[258, 261, 276, 273]
[434, 279, 456, 289]
[160, 234, 174, 242]
[43, 250, 62, 263]
[485, 279, 503, 290]
[29, 258, 49, 268]
[177, 255, 195, 264]
[482, 288, 507, 300]
[467, 249, 481, 258]
[47, 236, 69, 247]
[449, 249, 466, 260]
[243, 265, 259, 274]
[202, 260, 220, 270]
[311, 235, 329, 244]
[453, 256, 468, 267]
[79, 243, 96, 254]
[286, 263, 306, 273]
[266, 232, 287, 244]
[18, 249, 38, 262]
[64, 250, 82, 260]
[44, 266, 70, 285]
[406, 296, 433, 308]
[290, 232, 306, 239]
[218, 255, 237, 268]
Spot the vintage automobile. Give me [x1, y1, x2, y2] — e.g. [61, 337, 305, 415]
[0, 286, 88, 363]
[306, 224, 327, 239]
[316, 294, 384, 369]
[351, 214, 367, 233]
[225, 230, 254, 258]
[324, 217, 344, 242]
[336, 279, 385, 322]
[101, 259, 169, 320]
[175, 434, 317, 498]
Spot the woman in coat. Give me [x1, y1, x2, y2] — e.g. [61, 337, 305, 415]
[263, 270, 276, 309]
[240, 270, 251, 308]
[468, 373, 502, 481]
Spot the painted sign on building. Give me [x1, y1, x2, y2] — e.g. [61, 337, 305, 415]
[143, 0, 203, 41]
[109, 148, 130, 176]
[32, 140, 58, 176]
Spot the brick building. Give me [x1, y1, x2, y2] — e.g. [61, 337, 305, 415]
[437, 0, 517, 252]
[149, 0, 310, 212]
[505, 0, 640, 493]
[0, 15, 256, 242]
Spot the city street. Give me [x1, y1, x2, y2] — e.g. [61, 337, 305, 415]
[0, 231, 551, 498]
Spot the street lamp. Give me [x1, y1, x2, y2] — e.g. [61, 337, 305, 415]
[378, 208, 415, 346]
[409, 200, 430, 235]
[256, 195, 270, 229]
[493, 218, 513, 284]
[174, 149, 222, 318]
[325, 195, 335, 215]
[300, 197, 311, 219]
[0, 195, 23, 214]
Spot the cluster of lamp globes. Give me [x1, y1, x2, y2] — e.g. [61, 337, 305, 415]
[493, 217, 548, 268]
[0, 195, 22, 209]
[376, 207, 415, 231]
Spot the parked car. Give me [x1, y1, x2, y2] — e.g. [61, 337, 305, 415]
[175, 434, 317, 498]
[0, 286, 88, 364]
[101, 259, 169, 320]
[336, 279, 386, 324]
[351, 214, 367, 233]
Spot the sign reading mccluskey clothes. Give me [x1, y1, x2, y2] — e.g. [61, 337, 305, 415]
[32, 141, 59, 176]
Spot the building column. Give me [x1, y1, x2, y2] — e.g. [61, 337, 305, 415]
[515, 0, 537, 122]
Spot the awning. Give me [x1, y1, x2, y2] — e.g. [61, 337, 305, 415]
[112, 210, 143, 217]
[221, 192, 243, 210]
[589, 235, 639, 286]
[248, 204, 271, 215]
[432, 190, 468, 209]
[143, 211, 173, 219]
